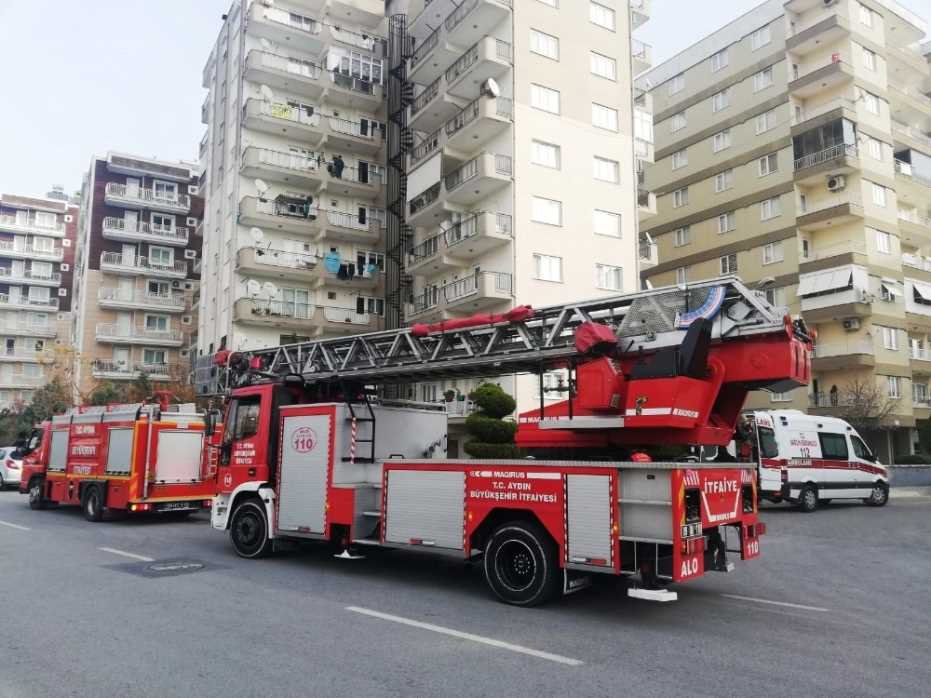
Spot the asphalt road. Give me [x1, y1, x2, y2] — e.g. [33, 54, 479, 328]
[1, 488, 929, 698]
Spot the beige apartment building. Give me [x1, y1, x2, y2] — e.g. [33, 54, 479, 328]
[71, 153, 203, 400]
[639, 0, 931, 459]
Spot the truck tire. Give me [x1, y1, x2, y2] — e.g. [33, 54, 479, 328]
[230, 499, 272, 559]
[483, 521, 561, 607]
[28, 479, 47, 510]
[864, 482, 889, 507]
[798, 484, 818, 513]
[81, 486, 104, 522]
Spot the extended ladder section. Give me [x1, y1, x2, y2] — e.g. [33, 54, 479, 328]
[222, 277, 804, 390]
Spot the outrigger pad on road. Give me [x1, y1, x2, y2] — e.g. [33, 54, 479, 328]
[628, 587, 678, 602]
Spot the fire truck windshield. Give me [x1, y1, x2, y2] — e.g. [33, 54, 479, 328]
[19, 428, 42, 456]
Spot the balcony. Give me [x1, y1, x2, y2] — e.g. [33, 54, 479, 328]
[898, 209, 931, 246]
[911, 345, 931, 367]
[91, 360, 177, 381]
[892, 121, 931, 154]
[199, 131, 209, 161]
[322, 116, 385, 156]
[239, 195, 321, 236]
[102, 217, 189, 246]
[889, 83, 931, 130]
[406, 211, 512, 274]
[785, 14, 850, 56]
[408, 270, 512, 319]
[318, 209, 384, 245]
[797, 265, 870, 321]
[243, 50, 324, 101]
[444, 153, 511, 205]
[319, 163, 385, 200]
[796, 195, 864, 232]
[323, 70, 383, 110]
[0, 374, 45, 390]
[0, 215, 66, 238]
[788, 59, 854, 99]
[240, 146, 322, 189]
[639, 235, 658, 269]
[0, 321, 56, 338]
[97, 288, 185, 313]
[0, 348, 45, 364]
[408, 77, 467, 134]
[327, 0, 384, 29]
[793, 143, 858, 185]
[410, 95, 513, 170]
[638, 190, 657, 218]
[811, 340, 875, 370]
[630, 0, 651, 29]
[232, 298, 381, 334]
[99, 252, 188, 279]
[236, 246, 320, 284]
[242, 99, 324, 145]
[0, 240, 63, 262]
[0, 267, 61, 287]
[95, 324, 184, 347]
[0, 294, 58, 312]
[800, 240, 867, 269]
[246, 2, 324, 54]
[104, 182, 191, 214]
[631, 39, 652, 75]
[444, 38, 512, 100]
[895, 159, 931, 201]
[201, 96, 210, 125]
[791, 98, 857, 131]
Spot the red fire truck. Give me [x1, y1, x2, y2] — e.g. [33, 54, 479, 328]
[204, 278, 812, 605]
[18, 393, 219, 521]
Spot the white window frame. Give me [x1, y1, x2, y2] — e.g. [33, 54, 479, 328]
[762, 241, 784, 265]
[876, 229, 891, 254]
[143, 348, 167, 365]
[530, 83, 561, 114]
[887, 376, 900, 399]
[668, 73, 685, 96]
[674, 226, 690, 247]
[882, 327, 899, 351]
[670, 111, 687, 133]
[533, 253, 563, 283]
[718, 211, 736, 234]
[592, 156, 620, 183]
[153, 180, 178, 202]
[760, 197, 782, 220]
[671, 149, 688, 170]
[590, 2, 616, 31]
[148, 245, 174, 266]
[144, 314, 170, 333]
[589, 51, 617, 81]
[867, 136, 883, 160]
[593, 209, 621, 238]
[592, 103, 619, 132]
[714, 169, 734, 193]
[595, 263, 623, 291]
[711, 89, 729, 112]
[151, 213, 175, 232]
[765, 286, 786, 308]
[750, 25, 771, 51]
[863, 90, 880, 115]
[676, 266, 688, 284]
[872, 183, 887, 207]
[530, 29, 559, 60]
[758, 153, 778, 177]
[532, 196, 562, 226]
[711, 48, 729, 73]
[672, 187, 688, 208]
[863, 47, 876, 71]
[720, 254, 738, 275]
[712, 129, 731, 153]
[753, 66, 774, 92]
[531, 140, 561, 169]
[859, 3, 873, 27]
[756, 108, 776, 134]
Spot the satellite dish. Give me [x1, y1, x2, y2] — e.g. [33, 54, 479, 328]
[260, 84, 274, 102]
[246, 279, 262, 297]
[254, 179, 269, 195]
[250, 227, 265, 244]
[482, 78, 500, 98]
[261, 282, 279, 300]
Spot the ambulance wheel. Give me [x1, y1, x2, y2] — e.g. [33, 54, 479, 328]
[28, 479, 47, 510]
[81, 486, 104, 522]
[230, 499, 272, 559]
[798, 484, 818, 513]
[864, 482, 889, 507]
[483, 521, 561, 607]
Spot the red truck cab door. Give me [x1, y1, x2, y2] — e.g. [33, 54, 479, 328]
[217, 387, 273, 492]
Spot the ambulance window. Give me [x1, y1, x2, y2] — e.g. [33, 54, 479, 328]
[818, 433, 848, 460]
[758, 427, 778, 458]
[851, 435, 873, 460]
[232, 397, 261, 440]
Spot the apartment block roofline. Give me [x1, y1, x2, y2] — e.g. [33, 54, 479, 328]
[0, 193, 74, 213]
[101, 151, 196, 181]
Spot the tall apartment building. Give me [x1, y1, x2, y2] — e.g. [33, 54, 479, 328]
[197, 0, 389, 363]
[0, 193, 78, 409]
[638, 0, 930, 459]
[395, 0, 646, 428]
[72, 153, 204, 399]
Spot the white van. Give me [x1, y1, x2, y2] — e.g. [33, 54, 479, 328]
[747, 410, 889, 512]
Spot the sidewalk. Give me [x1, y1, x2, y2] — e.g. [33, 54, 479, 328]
[890, 486, 931, 499]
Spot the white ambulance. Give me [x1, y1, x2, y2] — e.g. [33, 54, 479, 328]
[747, 410, 889, 512]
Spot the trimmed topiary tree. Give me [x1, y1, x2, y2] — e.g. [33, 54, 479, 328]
[464, 383, 519, 458]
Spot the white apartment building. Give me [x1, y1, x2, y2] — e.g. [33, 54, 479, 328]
[198, 0, 388, 367]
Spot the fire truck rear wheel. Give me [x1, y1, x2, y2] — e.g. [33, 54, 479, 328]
[81, 486, 104, 522]
[798, 484, 818, 513]
[864, 482, 889, 507]
[483, 521, 560, 606]
[230, 499, 272, 558]
[28, 479, 47, 510]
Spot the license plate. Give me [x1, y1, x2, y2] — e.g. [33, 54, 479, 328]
[156, 501, 200, 512]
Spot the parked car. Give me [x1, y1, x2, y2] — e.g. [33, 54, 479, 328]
[0, 447, 23, 490]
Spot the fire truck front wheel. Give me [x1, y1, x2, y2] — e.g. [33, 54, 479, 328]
[230, 498, 272, 558]
[483, 521, 561, 607]
[28, 478, 47, 510]
[81, 486, 104, 522]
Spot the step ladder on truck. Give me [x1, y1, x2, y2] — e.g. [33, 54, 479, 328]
[18, 392, 220, 521]
[206, 277, 813, 605]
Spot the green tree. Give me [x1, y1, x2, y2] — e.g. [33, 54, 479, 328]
[86, 381, 129, 406]
[0, 378, 72, 445]
[463, 383, 519, 459]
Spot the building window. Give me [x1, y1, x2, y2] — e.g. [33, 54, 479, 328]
[762, 241, 784, 265]
[676, 266, 688, 284]
[750, 25, 771, 51]
[534, 253, 563, 282]
[144, 314, 169, 332]
[876, 229, 891, 253]
[711, 89, 729, 112]
[149, 246, 174, 266]
[711, 48, 729, 72]
[671, 149, 688, 170]
[590, 51, 617, 80]
[859, 3, 873, 27]
[862, 90, 880, 115]
[760, 197, 782, 220]
[718, 211, 736, 234]
[530, 29, 559, 60]
[712, 129, 731, 152]
[720, 253, 738, 274]
[153, 180, 178, 201]
[714, 169, 734, 192]
[151, 213, 175, 232]
[770, 390, 792, 402]
[756, 108, 777, 134]
[867, 136, 883, 160]
[872, 183, 887, 207]
[595, 264, 623, 291]
[532, 196, 562, 225]
[672, 187, 688, 208]
[143, 348, 167, 365]
[753, 66, 774, 92]
[530, 84, 560, 114]
[592, 103, 619, 131]
[589, 2, 616, 31]
[668, 73, 685, 95]
[531, 140, 561, 169]
[863, 47, 876, 71]
[148, 280, 170, 297]
[593, 209, 621, 237]
[882, 327, 899, 350]
[758, 153, 778, 176]
[593, 156, 620, 183]
[887, 375, 901, 398]
[670, 111, 687, 133]
[674, 226, 690, 247]
[765, 286, 786, 307]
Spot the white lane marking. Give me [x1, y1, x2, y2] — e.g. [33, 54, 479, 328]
[345, 606, 584, 666]
[720, 594, 829, 613]
[98, 547, 155, 562]
[0, 520, 30, 531]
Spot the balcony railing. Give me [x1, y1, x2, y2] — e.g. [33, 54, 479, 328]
[0, 240, 63, 260]
[445, 0, 512, 33]
[802, 238, 866, 263]
[248, 248, 320, 271]
[98, 288, 185, 309]
[445, 154, 511, 191]
[254, 100, 321, 127]
[100, 252, 188, 275]
[793, 98, 857, 125]
[798, 195, 863, 218]
[411, 97, 513, 168]
[0, 215, 65, 236]
[330, 25, 378, 51]
[406, 213, 513, 265]
[410, 183, 441, 215]
[329, 165, 383, 187]
[631, 39, 652, 64]
[445, 270, 512, 302]
[895, 160, 931, 187]
[0, 267, 61, 284]
[105, 182, 190, 210]
[911, 346, 931, 361]
[247, 50, 323, 81]
[445, 39, 513, 85]
[903, 253, 931, 271]
[889, 82, 931, 108]
[898, 209, 931, 228]
[240, 299, 315, 321]
[325, 209, 383, 232]
[323, 306, 371, 325]
[95, 324, 183, 343]
[102, 217, 190, 243]
[261, 6, 322, 37]
[810, 392, 857, 408]
[794, 143, 857, 171]
[892, 121, 931, 150]
[247, 147, 321, 173]
[411, 78, 441, 115]
[0, 294, 59, 310]
[328, 116, 383, 142]
[329, 70, 378, 96]
[812, 340, 874, 358]
[92, 360, 176, 378]
[411, 28, 440, 67]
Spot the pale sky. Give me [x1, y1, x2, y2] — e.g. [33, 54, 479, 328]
[0, 0, 928, 199]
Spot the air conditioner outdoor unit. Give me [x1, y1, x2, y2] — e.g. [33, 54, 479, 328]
[172, 280, 182, 288]
[843, 318, 861, 331]
[827, 175, 846, 191]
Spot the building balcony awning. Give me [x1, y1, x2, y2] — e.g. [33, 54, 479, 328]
[797, 266, 855, 297]
[881, 278, 903, 297]
[912, 279, 931, 301]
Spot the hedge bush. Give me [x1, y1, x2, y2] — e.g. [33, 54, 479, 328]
[469, 383, 516, 419]
[463, 441, 521, 459]
[465, 414, 517, 444]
